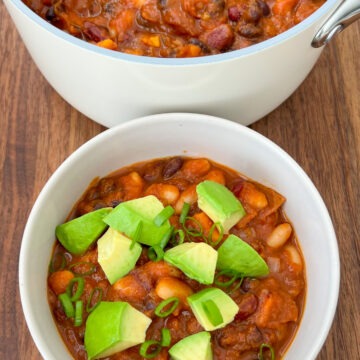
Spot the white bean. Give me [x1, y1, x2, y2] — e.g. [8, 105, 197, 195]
[266, 223, 292, 248]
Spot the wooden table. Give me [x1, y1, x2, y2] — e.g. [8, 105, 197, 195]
[0, 2, 359, 358]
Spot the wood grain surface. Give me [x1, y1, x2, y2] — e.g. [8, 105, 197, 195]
[0, 1, 359, 359]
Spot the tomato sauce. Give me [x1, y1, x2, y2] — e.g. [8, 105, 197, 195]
[23, 0, 325, 57]
[47, 157, 306, 359]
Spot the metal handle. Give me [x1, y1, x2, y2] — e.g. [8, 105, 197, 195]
[312, 0, 360, 48]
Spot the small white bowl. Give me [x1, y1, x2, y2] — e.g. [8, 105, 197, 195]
[19, 113, 339, 359]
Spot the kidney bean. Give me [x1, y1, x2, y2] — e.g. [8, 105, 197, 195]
[83, 22, 108, 42]
[235, 293, 258, 321]
[257, 0, 270, 16]
[204, 24, 234, 51]
[45, 6, 56, 21]
[238, 23, 262, 38]
[231, 179, 244, 197]
[163, 157, 183, 179]
[228, 6, 241, 21]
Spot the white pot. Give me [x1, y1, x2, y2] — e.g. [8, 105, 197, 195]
[4, 0, 359, 127]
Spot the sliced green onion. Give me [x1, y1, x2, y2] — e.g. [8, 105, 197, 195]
[160, 328, 171, 347]
[139, 340, 162, 359]
[155, 297, 180, 318]
[258, 343, 275, 360]
[170, 229, 185, 246]
[183, 216, 203, 238]
[154, 206, 175, 227]
[229, 275, 245, 294]
[131, 221, 143, 249]
[58, 293, 75, 318]
[202, 299, 223, 326]
[49, 252, 67, 273]
[148, 246, 165, 262]
[214, 270, 238, 288]
[74, 300, 83, 327]
[86, 287, 103, 313]
[159, 226, 174, 249]
[69, 262, 96, 276]
[207, 222, 224, 247]
[66, 277, 85, 302]
[179, 202, 190, 224]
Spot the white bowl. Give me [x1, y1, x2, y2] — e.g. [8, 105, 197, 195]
[19, 113, 340, 359]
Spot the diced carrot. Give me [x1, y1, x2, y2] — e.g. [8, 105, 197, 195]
[97, 39, 117, 50]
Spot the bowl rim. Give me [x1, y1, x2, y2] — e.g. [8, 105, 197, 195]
[7, 0, 339, 66]
[19, 113, 340, 360]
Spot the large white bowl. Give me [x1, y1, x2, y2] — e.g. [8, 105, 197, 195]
[19, 113, 340, 359]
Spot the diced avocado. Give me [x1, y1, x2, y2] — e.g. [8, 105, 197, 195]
[187, 288, 238, 331]
[164, 242, 217, 285]
[97, 228, 142, 284]
[56, 208, 112, 255]
[103, 195, 171, 247]
[196, 181, 246, 234]
[85, 301, 152, 360]
[169, 332, 213, 360]
[217, 234, 269, 277]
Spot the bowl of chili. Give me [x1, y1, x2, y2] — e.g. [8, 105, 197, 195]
[19, 113, 339, 359]
[3, 0, 360, 127]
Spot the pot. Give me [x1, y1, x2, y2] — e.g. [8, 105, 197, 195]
[4, 0, 360, 127]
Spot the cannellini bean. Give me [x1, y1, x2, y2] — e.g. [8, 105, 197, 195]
[204, 169, 226, 185]
[145, 183, 180, 205]
[182, 159, 211, 177]
[240, 182, 268, 210]
[266, 223, 292, 248]
[175, 185, 197, 213]
[155, 277, 193, 304]
[119, 171, 144, 200]
[284, 245, 303, 270]
[48, 270, 74, 295]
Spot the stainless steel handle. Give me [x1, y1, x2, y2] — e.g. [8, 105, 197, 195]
[312, 0, 360, 48]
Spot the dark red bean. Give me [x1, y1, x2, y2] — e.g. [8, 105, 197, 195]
[228, 6, 241, 22]
[257, 0, 270, 16]
[204, 24, 234, 51]
[45, 6, 56, 21]
[83, 22, 107, 42]
[235, 293, 258, 321]
[163, 157, 183, 179]
[238, 23, 262, 38]
[232, 180, 244, 197]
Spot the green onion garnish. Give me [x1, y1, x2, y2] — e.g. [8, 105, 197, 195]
[154, 206, 175, 227]
[86, 287, 103, 313]
[139, 340, 162, 359]
[131, 221, 143, 249]
[258, 343, 275, 360]
[159, 226, 174, 249]
[66, 277, 85, 302]
[170, 229, 185, 246]
[148, 246, 165, 262]
[179, 202, 190, 224]
[74, 300, 83, 327]
[214, 270, 238, 288]
[160, 328, 171, 347]
[58, 293, 75, 318]
[207, 222, 224, 247]
[202, 299, 223, 326]
[183, 216, 203, 238]
[69, 262, 96, 276]
[155, 297, 180, 318]
[49, 252, 67, 273]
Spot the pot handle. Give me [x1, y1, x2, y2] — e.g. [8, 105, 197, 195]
[312, 0, 360, 48]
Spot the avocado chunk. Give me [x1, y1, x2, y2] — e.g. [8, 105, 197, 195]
[169, 332, 213, 360]
[217, 234, 269, 277]
[164, 242, 217, 285]
[84, 301, 152, 360]
[56, 208, 112, 255]
[103, 195, 171, 247]
[187, 288, 238, 331]
[97, 228, 142, 284]
[196, 181, 246, 234]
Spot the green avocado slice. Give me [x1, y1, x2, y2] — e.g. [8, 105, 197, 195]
[103, 195, 171, 247]
[97, 228, 142, 284]
[84, 301, 152, 360]
[196, 181, 246, 234]
[187, 288, 238, 331]
[164, 242, 218, 285]
[55, 207, 112, 255]
[169, 332, 213, 360]
[216, 234, 269, 277]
